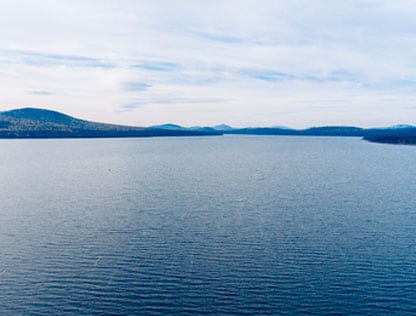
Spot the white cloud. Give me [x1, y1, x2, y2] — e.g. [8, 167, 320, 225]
[0, 0, 415, 127]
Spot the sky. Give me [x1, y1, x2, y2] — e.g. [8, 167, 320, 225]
[1, 0, 416, 128]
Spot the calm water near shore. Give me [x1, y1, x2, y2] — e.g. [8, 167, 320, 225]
[1, 135, 416, 315]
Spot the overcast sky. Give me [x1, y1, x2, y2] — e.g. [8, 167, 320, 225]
[1, 0, 416, 127]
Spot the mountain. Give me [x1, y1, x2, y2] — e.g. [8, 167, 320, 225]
[212, 124, 233, 131]
[1, 107, 415, 144]
[152, 123, 221, 133]
[0, 108, 222, 138]
[149, 123, 185, 130]
[2, 108, 78, 124]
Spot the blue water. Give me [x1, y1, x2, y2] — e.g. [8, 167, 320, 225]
[1, 136, 416, 315]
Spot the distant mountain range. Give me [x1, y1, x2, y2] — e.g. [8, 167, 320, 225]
[224, 126, 365, 136]
[223, 125, 416, 144]
[0, 107, 415, 144]
[0, 108, 222, 138]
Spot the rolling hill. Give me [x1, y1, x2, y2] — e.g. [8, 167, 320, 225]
[0, 108, 223, 138]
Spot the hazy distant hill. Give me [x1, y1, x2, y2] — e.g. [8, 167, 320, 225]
[225, 127, 297, 135]
[0, 108, 222, 138]
[212, 124, 233, 131]
[300, 126, 365, 136]
[149, 123, 185, 130]
[224, 126, 364, 136]
[227, 125, 416, 144]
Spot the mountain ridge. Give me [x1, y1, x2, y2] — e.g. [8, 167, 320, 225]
[0, 107, 415, 144]
[0, 108, 222, 138]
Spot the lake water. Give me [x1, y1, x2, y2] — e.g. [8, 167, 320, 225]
[1, 136, 416, 315]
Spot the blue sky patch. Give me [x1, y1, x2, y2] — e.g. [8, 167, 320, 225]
[122, 82, 151, 91]
[133, 61, 182, 72]
[2, 50, 114, 68]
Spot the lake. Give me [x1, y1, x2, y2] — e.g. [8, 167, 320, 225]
[1, 136, 416, 315]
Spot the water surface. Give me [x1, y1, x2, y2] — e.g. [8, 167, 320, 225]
[1, 136, 416, 314]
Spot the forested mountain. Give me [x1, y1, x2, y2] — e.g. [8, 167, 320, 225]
[0, 108, 222, 138]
